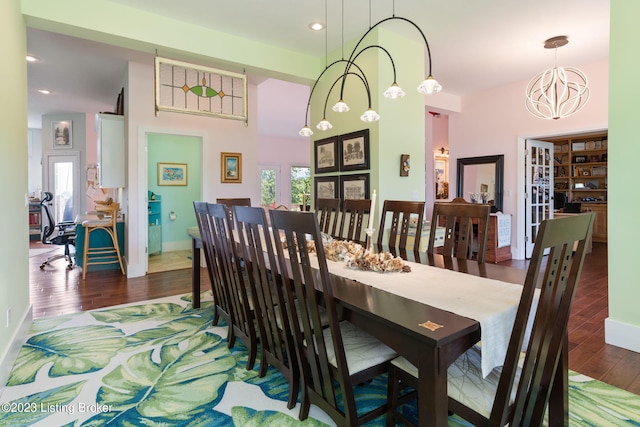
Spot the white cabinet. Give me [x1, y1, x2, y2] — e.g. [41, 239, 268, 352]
[96, 114, 125, 188]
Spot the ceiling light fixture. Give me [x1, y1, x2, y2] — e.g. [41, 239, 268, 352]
[38, 89, 52, 94]
[308, 22, 325, 31]
[26, 55, 39, 62]
[525, 36, 589, 120]
[299, 2, 441, 136]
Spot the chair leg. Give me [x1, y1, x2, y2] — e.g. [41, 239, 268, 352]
[82, 228, 90, 279]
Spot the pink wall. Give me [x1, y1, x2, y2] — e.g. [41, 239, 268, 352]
[449, 59, 608, 258]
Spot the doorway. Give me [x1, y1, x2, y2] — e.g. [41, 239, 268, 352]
[146, 133, 203, 274]
[44, 152, 81, 224]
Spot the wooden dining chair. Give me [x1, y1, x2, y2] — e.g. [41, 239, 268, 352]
[386, 212, 595, 427]
[428, 199, 491, 262]
[193, 201, 229, 328]
[315, 197, 341, 237]
[233, 205, 300, 409]
[216, 197, 251, 229]
[269, 210, 398, 426]
[337, 198, 371, 245]
[376, 200, 425, 252]
[207, 202, 259, 370]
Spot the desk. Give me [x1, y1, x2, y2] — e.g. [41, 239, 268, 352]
[188, 232, 565, 426]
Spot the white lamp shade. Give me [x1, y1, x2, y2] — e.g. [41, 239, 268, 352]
[332, 100, 350, 113]
[298, 125, 314, 137]
[360, 108, 380, 122]
[316, 118, 333, 131]
[384, 83, 405, 99]
[417, 76, 442, 95]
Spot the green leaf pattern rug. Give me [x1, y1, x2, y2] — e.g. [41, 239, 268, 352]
[1, 294, 639, 426]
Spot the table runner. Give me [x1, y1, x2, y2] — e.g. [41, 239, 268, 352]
[323, 257, 533, 377]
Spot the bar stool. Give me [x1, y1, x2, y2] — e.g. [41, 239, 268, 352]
[81, 202, 125, 279]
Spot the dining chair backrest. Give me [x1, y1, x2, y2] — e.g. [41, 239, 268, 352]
[233, 205, 300, 408]
[193, 201, 229, 328]
[269, 210, 359, 423]
[428, 200, 491, 263]
[376, 200, 425, 252]
[216, 197, 251, 229]
[337, 198, 371, 245]
[207, 202, 259, 370]
[315, 197, 341, 237]
[453, 212, 595, 426]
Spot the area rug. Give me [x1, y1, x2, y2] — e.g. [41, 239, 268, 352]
[2, 294, 639, 426]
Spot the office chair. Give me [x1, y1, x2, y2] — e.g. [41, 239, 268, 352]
[40, 191, 76, 270]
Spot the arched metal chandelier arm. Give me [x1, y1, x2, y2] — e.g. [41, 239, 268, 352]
[322, 71, 372, 118]
[301, 59, 370, 125]
[351, 44, 398, 84]
[338, 15, 433, 99]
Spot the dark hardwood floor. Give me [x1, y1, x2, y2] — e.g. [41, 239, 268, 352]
[28, 240, 640, 395]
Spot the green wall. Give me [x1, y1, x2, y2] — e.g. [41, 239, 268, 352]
[309, 25, 427, 230]
[607, 0, 640, 338]
[0, 0, 30, 371]
[147, 134, 202, 247]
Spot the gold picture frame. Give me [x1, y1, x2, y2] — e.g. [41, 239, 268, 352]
[221, 152, 242, 183]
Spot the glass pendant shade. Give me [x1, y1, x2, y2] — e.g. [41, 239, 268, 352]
[299, 125, 314, 137]
[417, 75, 442, 95]
[360, 108, 380, 122]
[384, 82, 405, 99]
[332, 100, 350, 113]
[316, 118, 333, 131]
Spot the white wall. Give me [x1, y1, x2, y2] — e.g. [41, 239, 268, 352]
[27, 128, 42, 196]
[126, 60, 259, 277]
[449, 60, 609, 259]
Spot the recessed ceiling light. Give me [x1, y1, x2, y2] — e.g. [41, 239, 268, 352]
[38, 89, 52, 95]
[26, 55, 39, 62]
[308, 22, 325, 31]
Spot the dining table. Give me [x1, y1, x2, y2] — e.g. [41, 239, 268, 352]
[188, 230, 567, 426]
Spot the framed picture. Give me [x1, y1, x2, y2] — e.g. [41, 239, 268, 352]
[158, 162, 188, 186]
[314, 175, 339, 205]
[434, 157, 448, 199]
[221, 152, 242, 183]
[52, 120, 72, 149]
[400, 154, 410, 177]
[480, 183, 489, 193]
[339, 129, 370, 171]
[314, 137, 339, 173]
[340, 173, 370, 200]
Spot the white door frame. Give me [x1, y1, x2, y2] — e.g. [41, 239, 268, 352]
[43, 151, 81, 223]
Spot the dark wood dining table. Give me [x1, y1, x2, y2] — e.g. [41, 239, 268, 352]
[188, 232, 567, 426]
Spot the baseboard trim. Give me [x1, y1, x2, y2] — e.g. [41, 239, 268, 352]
[0, 304, 33, 400]
[605, 317, 640, 353]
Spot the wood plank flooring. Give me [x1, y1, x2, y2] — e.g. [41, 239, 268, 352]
[28, 240, 640, 395]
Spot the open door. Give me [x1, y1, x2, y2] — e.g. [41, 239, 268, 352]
[524, 139, 554, 258]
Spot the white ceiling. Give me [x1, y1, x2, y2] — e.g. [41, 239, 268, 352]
[26, 0, 610, 135]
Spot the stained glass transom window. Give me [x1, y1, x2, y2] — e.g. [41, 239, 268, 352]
[155, 57, 247, 121]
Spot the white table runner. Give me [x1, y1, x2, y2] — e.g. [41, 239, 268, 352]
[323, 258, 529, 377]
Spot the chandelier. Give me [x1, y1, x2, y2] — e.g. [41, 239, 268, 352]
[525, 36, 589, 120]
[299, 3, 442, 137]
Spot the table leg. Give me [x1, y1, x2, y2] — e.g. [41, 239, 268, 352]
[417, 348, 449, 427]
[192, 237, 201, 309]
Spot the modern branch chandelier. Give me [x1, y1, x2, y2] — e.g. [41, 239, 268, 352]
[299, 1, 442, 137]
[525, 36, 589, 120]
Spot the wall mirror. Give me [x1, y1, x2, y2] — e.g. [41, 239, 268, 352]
[456, 155, 504, 212]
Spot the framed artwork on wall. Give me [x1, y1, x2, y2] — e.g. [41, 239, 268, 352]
[314, 175, 339, 206]
[314, 137, 339, 174]
[340, 173, 370, 200]
[221, 152, 242, 183]
[158, 162, 188, 186]
[339, 129, 369, 171]
[52, 120, 72, 149]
